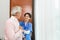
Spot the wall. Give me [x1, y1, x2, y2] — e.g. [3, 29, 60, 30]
[0, 0, 10, 39]
[35, 0, 60, 40]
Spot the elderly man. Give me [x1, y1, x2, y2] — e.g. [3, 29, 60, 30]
[5, 6, 23, 40]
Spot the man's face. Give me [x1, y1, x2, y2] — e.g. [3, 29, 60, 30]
[24, 14, 30, 22]
[16, 12, 22, 19]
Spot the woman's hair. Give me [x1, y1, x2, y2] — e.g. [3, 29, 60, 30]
[24, 13, 32, 18]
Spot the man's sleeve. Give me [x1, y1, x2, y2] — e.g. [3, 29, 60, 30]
[5, 21, 22, 40]
[5, 21, 16, 40]
[19, 22, 22, 26]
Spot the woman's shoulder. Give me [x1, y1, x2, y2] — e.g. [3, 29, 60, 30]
[28, 22, 32, 25]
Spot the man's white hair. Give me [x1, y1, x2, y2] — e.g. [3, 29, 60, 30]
[11, 6, 22, 15]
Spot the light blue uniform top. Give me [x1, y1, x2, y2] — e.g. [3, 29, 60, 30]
[19, 21, 32, 40]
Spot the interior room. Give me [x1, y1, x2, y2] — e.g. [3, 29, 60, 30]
[0, 0, 60, 40]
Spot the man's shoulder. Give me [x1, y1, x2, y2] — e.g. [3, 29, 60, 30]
[6, 18, 13, 24]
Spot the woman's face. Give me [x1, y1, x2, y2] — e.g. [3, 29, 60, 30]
[24, 14, 30, 22]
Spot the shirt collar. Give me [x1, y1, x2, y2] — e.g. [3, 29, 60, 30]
[11, 16, 19, 22]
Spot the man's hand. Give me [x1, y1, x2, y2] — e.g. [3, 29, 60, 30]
[15, 26, 23, 33]
[19, 26, 24, 32]
[19, 26, 23, 30]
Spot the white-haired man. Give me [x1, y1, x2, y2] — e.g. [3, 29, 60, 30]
[5, 6, 23, 40]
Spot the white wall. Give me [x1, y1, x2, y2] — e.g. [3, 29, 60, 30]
[35, 0, 60, 40]
[0, 0, 10, 39]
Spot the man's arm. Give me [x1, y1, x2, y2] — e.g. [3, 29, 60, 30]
[5, 21, 23, 40]
[5, 21, 16, 40]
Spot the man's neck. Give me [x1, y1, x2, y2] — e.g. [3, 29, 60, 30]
[14, 16, 19, 21]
